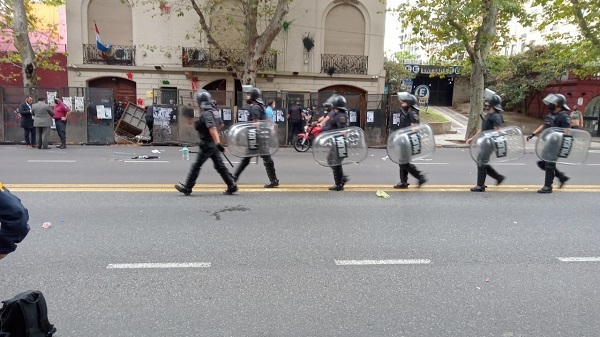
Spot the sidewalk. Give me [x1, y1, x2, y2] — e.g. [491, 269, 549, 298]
[432, 106, 600, 150]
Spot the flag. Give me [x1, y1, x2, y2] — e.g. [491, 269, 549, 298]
[95, 22, 112, 53]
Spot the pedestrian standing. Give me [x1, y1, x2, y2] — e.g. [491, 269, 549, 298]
[53, 97, 71, 149]
[393, 92, 427, 189]
[32, 97, 54, 150]
[175, 90, 238, 196]
[466, 92, 506, 192]
[527, 93, 571, 193]
[17, 95, 36, 147]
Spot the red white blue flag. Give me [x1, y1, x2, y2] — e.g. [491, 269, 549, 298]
[95, 22, 112, 53]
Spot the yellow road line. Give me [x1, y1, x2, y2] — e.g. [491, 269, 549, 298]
[4, 184, 600, 192]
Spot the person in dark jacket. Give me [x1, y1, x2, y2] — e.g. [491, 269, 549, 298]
[145, 105, 155, 143]
[0, 181, 31, 261]
[18, 95, 35, 147]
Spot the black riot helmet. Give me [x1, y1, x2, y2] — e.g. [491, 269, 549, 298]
[323, 101, 333, 112]
[543, 93, 569, 111]
[483, 88, 503, 111]
[329, 94, 348, 112]
[397, 92, 419, 111]
[194, 89, 213, 109]
[242, 85, 264, 105]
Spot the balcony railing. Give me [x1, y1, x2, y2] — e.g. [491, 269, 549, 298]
[182, 47, 277, 71]
[83, 44, 136, 66]
[321, 54, 368, 75]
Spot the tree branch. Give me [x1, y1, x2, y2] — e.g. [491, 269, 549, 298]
[255, 0, 288, 56]
[448, 19, 475, 61]
[570, 0, 600, 46]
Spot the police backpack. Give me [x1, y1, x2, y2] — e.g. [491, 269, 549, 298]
[0, 290, 56, 337]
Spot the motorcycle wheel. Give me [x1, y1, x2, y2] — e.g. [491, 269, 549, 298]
[293, 136, 311, 152]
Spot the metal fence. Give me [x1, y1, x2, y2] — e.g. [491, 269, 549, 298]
[1, 87, 414, 147]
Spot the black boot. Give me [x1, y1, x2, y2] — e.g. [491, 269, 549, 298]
[395, 165, 410, 188]
[232, 157, 251, 183]
[224, 185, 238, 195]
[175, 182, 193, 196]
[470, 166, 487, 192]
[216, 165, 237, 195]
[407, 164, 426, 187]
[538, 162, 555, 193]
[263, 156, 279, 188]
[555, 169, 569, 188]
[329, 166, 344, 191]
[486, 166, 505, 185]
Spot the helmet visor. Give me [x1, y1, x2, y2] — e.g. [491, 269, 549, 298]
[484, 88, 496, 102]
[397, 92, 412, 102]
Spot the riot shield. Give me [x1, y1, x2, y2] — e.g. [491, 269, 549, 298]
[312, 127, 368, 167]
[469, 126, 525, 165]
[386, 124, 436, 165]
[226, 121, 279, 157]
[535, 127, 591, 164]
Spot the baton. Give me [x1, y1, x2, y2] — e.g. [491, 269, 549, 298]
[222, 152, 234, 167]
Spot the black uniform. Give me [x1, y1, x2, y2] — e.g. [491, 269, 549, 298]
[471, 110, 505, 191]
[326, 110, 350, 190]
[178, 107, 237, 195]
[538, 110, 571, 190]
[18, 101, 35, 146]
[0, 183, 30, 257]
[395, 108, 426, 188]
[232, 102, 279, 188]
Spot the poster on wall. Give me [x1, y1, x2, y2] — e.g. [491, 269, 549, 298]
[366, 111, 374, 123]
[222, 109, 232, 121]
[47, 92, 57, 105]
[349, 110, 357, 123]
[275, 109, 285, 122]
[62, 97, 73, 111]
[74, 97, 85, 112]
[238, 109, 249, 122]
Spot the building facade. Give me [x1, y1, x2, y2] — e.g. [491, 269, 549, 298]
[65, 0, 387, 111]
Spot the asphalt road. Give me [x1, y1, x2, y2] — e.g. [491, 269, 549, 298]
[1, 144, 600, 336]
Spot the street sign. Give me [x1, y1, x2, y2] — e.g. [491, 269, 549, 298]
[414, 84, 430, 107]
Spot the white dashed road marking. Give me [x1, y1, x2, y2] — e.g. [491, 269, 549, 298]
[335, 259, 431, 266]
[556, 257, 600, 262]
[27, 160, 77, 163]
[107, 262, 211, 269]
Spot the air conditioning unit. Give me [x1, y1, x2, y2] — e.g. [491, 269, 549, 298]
[113, 48, 132, 61]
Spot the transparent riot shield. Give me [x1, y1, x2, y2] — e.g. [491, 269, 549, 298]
[386, 124, 436, 165]
[535, 127, 591, 164]
[226, 121, 279, 158]
[312, 127, 368, 167]
[469, 126, 525, 164]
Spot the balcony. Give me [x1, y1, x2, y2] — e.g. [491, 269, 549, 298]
[182, 47, 277, 71]
[83, 44, 136, 66]
[321, 54, 368, 75]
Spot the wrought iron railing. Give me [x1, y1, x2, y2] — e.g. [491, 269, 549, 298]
[182, 47, 277, 71]
[321, 54, 368, 75]
[83, 44, 136, 66]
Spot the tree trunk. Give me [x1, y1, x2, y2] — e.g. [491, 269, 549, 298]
[12, 0, 37, 91]
[466, 57, 485, 139]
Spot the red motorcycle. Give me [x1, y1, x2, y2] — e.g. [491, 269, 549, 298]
[293, 123, 323, 152]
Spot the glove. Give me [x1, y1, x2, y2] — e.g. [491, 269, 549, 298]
[526, 134, 534, 141]
[216, 144, 225, 153]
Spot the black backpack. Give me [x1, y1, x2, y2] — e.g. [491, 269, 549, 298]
[0, 290, 56, 337]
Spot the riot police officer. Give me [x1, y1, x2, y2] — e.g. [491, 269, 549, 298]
[175, 90, 238, 195]
[318, 102, 334, 129]
[232, 86, 280, 188]
[325, 95, 350, 191]
[466, 92, 506, 192]
[527, 93, 571, 193]
[393, 92, 427, 189]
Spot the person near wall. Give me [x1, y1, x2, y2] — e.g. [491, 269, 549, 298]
[145, 105, 155, 143]
[53, 97, 71, 149]
[32, 97, 54, 150]
[17, 95, 36, 148]
[287, 100, 304, 144]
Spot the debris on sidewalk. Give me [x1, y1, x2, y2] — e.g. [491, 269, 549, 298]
[376, 190, 390, 198]
[151, 149, 162, 154]
[41, 222, 52, 229]
[381, 155, 389, 161]
[131, 155, 161, 159]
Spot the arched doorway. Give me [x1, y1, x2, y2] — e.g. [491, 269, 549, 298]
[583, 95, 600, 136]
[319, 85, 367, 127]
[89, 77, 136, 106]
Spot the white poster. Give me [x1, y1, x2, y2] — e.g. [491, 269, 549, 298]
[74, 97, 85, 112]
[104, 107, 112, 119]
[276, 109, 285, 122]
[222, 108, 232, 121]
[96, 105, 106, 119]
[62, 97, 73, 111]
[349, 110, 357, 123]
[366, 111, 374, 123]
[238, 109, 249, 122]
[392, 113, 400, 125]
[47, 92, 57, 105]
[153, 107, 173, 127]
